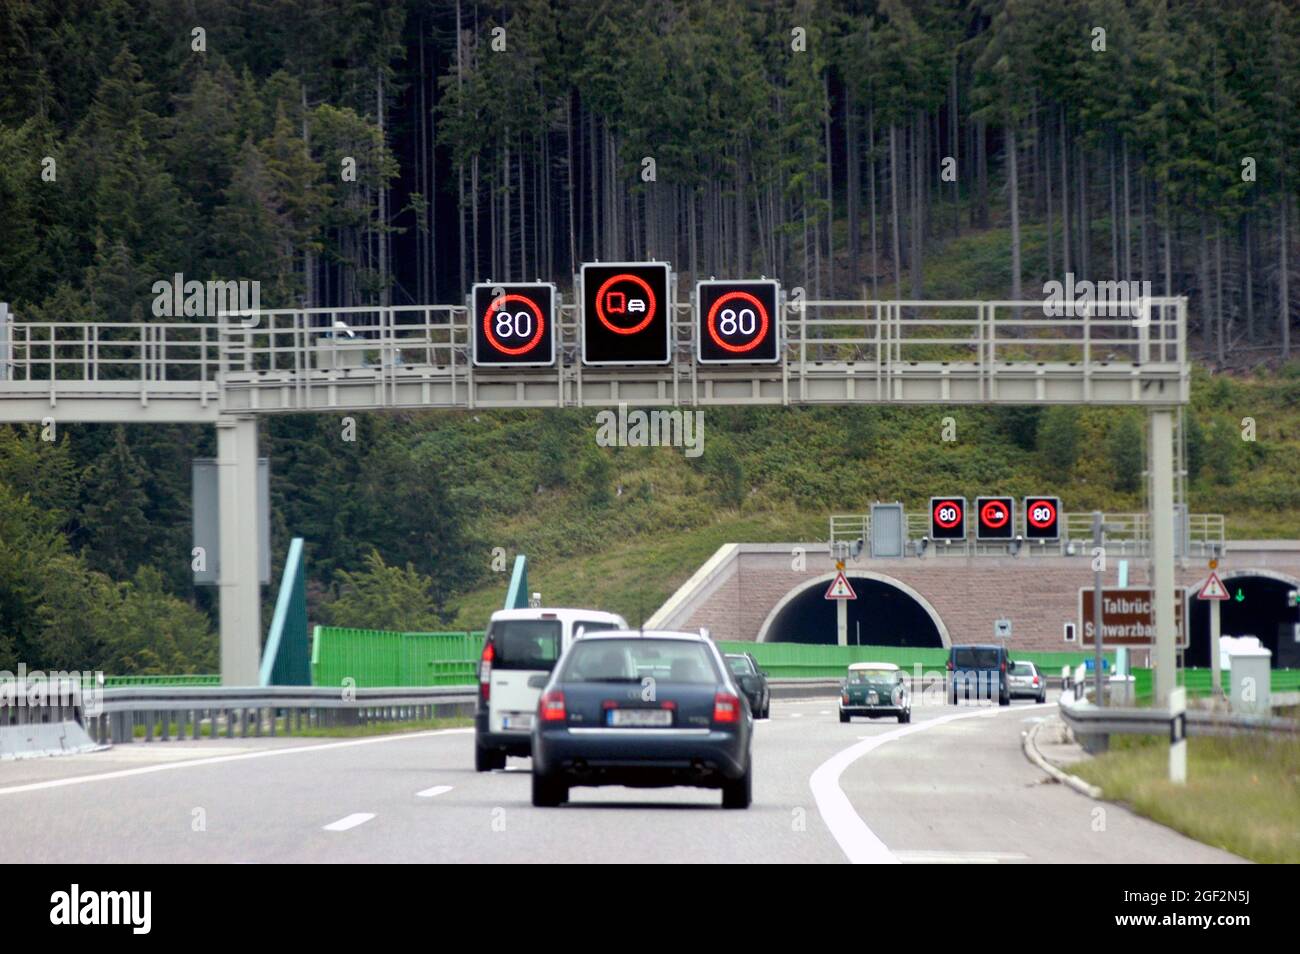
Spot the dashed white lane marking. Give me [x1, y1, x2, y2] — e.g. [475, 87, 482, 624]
[810, 703, 1054, 865]
[818, 710, 830, 715]
[323, 812, 375, 832]
[416, 785, 453, 798]
[789, 713, 803, 719]
[894, 850, 1029, 864]
[0, 728, 474, 798]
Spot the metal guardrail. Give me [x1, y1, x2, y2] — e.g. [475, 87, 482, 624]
[1058, 695, 1299, 753]
[86, 685, 476, 745]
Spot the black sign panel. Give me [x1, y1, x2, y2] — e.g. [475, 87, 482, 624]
[471, 283, 557, 367]
[929, 497, 967, 541]
[581, 262, 671, 365]
[976, 496, 1015, 540]
[1024, 496, 1061, 540]
[696, 280, 781, 364]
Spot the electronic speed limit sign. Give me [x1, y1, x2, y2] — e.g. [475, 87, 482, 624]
[976, 496, 1015, 541]
[1024, 496, 1061, 540]
[929, 497, 967, 540]
[471, 283, 557, 367]
[696, 280, 781, 363]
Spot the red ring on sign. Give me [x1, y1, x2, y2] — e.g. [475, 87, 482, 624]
[933, 500, 963, 529]
[706, 291, 770, 354]
[1027, 499, 1057, 529]
[595, 274, 656, 335]
[981, 501, 1010, 529]
[483, 294, 546, 356]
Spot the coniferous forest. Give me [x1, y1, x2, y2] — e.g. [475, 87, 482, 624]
[1, 1, 1299, 673]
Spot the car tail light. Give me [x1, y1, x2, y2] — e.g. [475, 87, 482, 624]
[713, 693, 741, 724]
[539, 690, 566, 722]
[479, 642, 494, 702]
[1032, 676, 1040, 686]
[1000, 660, 1007, 673]
[946, 658, 953, 671]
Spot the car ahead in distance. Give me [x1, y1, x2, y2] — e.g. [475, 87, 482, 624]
[475, 607, 627, 771]
[724, 652, 770, 719]
[530, 629, 754, 808]
[1008, 660, 1047, 703]
[839, 662, 910, 723]
[948, 643, 1011, 706]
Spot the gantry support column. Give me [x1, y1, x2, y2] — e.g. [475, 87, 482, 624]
[217, 415, 261, 685]
[1149, 408, 1177, 707]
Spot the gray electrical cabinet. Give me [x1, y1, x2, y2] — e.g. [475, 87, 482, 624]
[870, 502, 905, 558]
[192, 458, 272, 585]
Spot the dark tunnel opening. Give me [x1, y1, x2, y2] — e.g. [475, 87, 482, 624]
[764, 576, 945, 647]
[1186, 575, 1300, 669]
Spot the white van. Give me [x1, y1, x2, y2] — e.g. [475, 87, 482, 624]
[474, 607, 628, 771]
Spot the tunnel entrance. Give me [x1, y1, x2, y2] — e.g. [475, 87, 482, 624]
[760, 574, 946, 647]
[1186, 574, 1300, 669]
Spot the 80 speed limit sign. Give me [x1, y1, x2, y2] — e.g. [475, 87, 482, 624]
[471, 283, 557, 367]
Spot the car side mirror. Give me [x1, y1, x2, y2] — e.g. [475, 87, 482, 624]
[527, 674, 548, 689]
[760, 670, 769, 677]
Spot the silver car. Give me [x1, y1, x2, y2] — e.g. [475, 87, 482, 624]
[1007, 660, 1047, 703]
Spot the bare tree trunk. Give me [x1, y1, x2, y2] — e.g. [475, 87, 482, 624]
[471, 154, 479, 280]
[890, 124, 902, 299]
[1214, 223, 1225, 364]
[1008, 124, 1022, 309]
[376, 67, 389, 306]
[910, 112, 923, 301]
[869, 106, 879, 300]
[1059, 108, 1070, 276]
[1045, 118, 1055, 278]
[1109, 136, 1118, 278]
[1281, 194, 1291, 359]
[1244, 214, 1254, 342]
[1122, 138, 1132, 282]
[846, 88, 859, 287]
[567, 94, 576, 274]
[1077, 137, 1088, 280]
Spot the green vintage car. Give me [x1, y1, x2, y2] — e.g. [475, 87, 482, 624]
[838, 662, 911, 723]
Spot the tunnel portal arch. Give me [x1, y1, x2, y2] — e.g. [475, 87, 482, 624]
[756, 572, 950, 648]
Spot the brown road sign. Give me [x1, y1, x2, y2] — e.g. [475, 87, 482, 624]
[1079, 587, 1188, 648]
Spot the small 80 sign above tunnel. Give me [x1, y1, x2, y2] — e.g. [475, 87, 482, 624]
[471, 283, 557, 367]
[696, 280, 781, 364]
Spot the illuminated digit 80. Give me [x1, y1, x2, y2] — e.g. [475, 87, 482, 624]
[707, 291, 769, 353]
[484, 294, 545, 355]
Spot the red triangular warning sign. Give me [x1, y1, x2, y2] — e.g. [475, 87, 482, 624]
[824, 571, 857, 600]
[1197, 571, 1229, 601]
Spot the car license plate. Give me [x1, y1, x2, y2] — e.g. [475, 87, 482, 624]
[867, 691, 879, 705]
[607, 708, 672, 727]
[502, 713, 532, 730]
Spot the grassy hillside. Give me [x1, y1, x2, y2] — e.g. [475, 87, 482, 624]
[437, 363, 1300, 629]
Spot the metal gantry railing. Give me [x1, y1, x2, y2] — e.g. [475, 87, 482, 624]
[0, 297, 1189, 421]
[829, 508, 1225, 559]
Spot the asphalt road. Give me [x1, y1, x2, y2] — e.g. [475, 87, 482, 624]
[0, 694, 1244, 863]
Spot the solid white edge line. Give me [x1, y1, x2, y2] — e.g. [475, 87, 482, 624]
[0, 728, 474, 798]
[416, 785, 454, 798]
[810, 703, 1055, 864]
[323, 812, 375, 832]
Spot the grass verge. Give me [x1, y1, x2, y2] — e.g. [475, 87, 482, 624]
[1070, 733, 1300, 863]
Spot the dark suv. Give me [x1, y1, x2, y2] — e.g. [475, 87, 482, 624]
[947, 644, 1011, 706]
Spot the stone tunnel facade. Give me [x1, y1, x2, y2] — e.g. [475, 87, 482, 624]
[651, 542, 1300, 661]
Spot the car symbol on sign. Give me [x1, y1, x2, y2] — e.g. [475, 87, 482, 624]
[627, 298, 645, 313]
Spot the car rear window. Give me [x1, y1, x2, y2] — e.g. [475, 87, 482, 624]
[726, 655, 756, 675]
[953, 647, 1001, 669]
[562, 639, 719, 684]
[574, 620, 620, 637]
[1011, 662, 1035, 675]
[850, 669, 894, 683]
[490, 619, 562, 670]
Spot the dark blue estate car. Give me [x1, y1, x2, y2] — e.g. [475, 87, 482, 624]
[530, 630, 754, 809]
[948, 643, 1012, 706]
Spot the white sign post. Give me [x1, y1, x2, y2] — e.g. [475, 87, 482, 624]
[1169, 687, 1187, 784]
[1197, 571, 1230, 698]
[825, 570, 857, 647]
